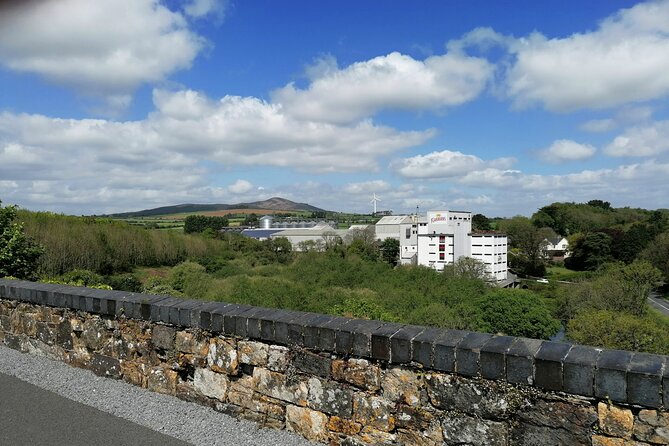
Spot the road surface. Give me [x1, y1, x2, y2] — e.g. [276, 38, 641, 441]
[648, 292, 669, 317]
[0, 372, 189, 446]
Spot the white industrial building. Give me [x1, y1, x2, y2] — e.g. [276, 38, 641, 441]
[374, 215, 414, 241]
[399, 210, 508, 282]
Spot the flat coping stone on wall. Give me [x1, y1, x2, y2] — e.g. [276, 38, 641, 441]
[534, 341, 572, 392]
[315, 316, 350, 353]
[412, 327, 447, 369]
[432, 329, 468, 373]
[370, 322, 405, 362]
[390, 324, 425, 364]
[506, 337, 543, 386]
[563, 345, 601, 397]
[195, 302, 224, 331]
[480, 335, 515, 381]
[455, 332, 493, 377]
[2, 278, 669, 411]
[662, 356, 669, 409]
[302, 314, 335, 351]
[627, 352, 665, 408]
[595, 349, 633, 403]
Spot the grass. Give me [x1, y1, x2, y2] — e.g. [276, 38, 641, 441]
[546, 265, 591, 282]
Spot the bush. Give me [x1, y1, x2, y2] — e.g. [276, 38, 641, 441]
[473, 289, 561, 339]
[0, 201, 43, 280]
[567, 310, 669, 354]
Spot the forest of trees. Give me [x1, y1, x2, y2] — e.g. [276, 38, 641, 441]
[2, 199, 668, 355]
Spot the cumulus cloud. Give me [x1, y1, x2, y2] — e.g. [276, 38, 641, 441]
[272, 51, 493, 124]
[581, 106, 653, 133]
[504, 1, 669, 111]
[227, 179, 254, 194]
[392, 150, 515, 179]
[604, 120, 669, 156]
[343, 180, 391, 195]
[538, 139, 597, 163]
[0, 88, 433, 213]
[184, 0, 227, 20]
[0, 0, 206, 110]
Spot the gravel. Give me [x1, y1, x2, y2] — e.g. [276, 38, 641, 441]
[0, 344, 318, 446]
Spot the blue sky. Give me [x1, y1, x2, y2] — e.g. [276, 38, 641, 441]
[1, 0, 669, 217]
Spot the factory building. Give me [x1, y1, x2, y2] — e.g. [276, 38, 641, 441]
[399, 210, 508, 282]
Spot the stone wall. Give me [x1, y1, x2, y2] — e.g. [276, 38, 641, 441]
[0, 279, 668, 445]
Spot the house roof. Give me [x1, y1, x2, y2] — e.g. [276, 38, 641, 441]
[376, 215, 413, 225]
[240, 229, 282, 239]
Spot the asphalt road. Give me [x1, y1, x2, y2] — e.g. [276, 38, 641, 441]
[0, 372, 189, 446]
[648, 292, 669, 317]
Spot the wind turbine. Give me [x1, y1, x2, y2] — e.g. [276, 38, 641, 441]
[371, 193, 381, 215]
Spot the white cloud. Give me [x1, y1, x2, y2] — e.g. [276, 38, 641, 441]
[504, 1, 669, 111]
[343, 180, 391, 195]
[392, 150, 515, 179]
[272, 51, 493, 124]
[604, 120, 669, 156]
[0, 0, 206, 110]
[452, 195, 493, 206]
[581, 106, 653, 133]
[184, 0, 227, 20]
[0, 89, 434, 213]
[539, 139, 597, 163]
[228, 179, 254, 194]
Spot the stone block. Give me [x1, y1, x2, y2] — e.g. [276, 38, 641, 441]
[511, 422, 590, 446]
[352, 394, 395, 431]
[245, 308, 274, 340]
[455, 331, 492, 377]
[328, 416, 362, 435]
[596, 349, 633, 403]
[411, 327, 443, 368]
[267, 345, 290, 372]
[518, 399, 597, 442]
[534, 341, 572, 391]
[81, 317, 110, 351]
[351, 320, 384, 358]
[222, 304, 255, 338]
[207, 337, 238, 375]
[193, 367, 229, 401]
[195, 302, 219, 331]
[442, 414, 508, 446]
[238, 340, 269, 366]
[89, 353, 121, 378]
[307, 377, 353, 417]
[288, 312, 319, 346]
[634, 409, 669, 444]
[293, 350, 331, 378]
[331, 358, 381, 391]
[317, 316, 349, 353]
[172, 300, 201, 328]
[271, 310, 301, 345]
[381, 367, 421, 406]
[147, 366, 178, 395]
[370, 322, 404, 362]
[506, 337, 542, 385]
[426, 373, 518, 419]
[664, 357, 669, 409]
[254, 367, 308, 405]
[302, 314, 332, 350]
[152, 324, 176, 351]
[627, 352, 664, 408]
[480, 335, 515, 380]
[149, 297, 182, 324]
[333, 319, 357, 355]
[285, 405, 329, 443]
[563, 344, 600, 396]
[390, 325, 425, 364]
[120, 360, 148, 387]
[598, 402, 633, 439]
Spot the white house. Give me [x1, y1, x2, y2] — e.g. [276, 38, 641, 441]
[544, 236, 570, 258]
[400, 210, 508, 282]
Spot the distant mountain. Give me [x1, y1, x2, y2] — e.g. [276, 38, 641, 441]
[108, 197, 326, 218]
